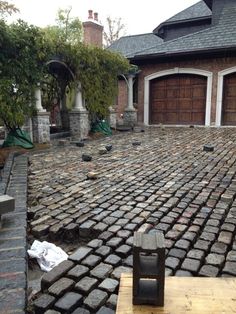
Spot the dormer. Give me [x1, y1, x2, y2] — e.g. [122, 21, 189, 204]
[153, 1, 212, 41]
[204, 0, 235, 26]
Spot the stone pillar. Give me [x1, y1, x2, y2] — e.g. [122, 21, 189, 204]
[74, 82, 84, 111]
[32, 86, 50, 143]
[69, 83, 90, 139]
[108, 106, 117, 129]
[32, 112, 50, 143]
[69, 110, 89, 139]
[127, 75, 134, 111]
[22, 118, 33, 141]
[35, 87, 46, 112]
[124, 75, 137, 126]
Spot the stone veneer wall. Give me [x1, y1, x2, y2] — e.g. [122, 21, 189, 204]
[22, 118, 33, 141]
[123, 109, 138, 127]
[32, 113, 50, 143]
[108, 108, 117, 129]
[69, 110, 90, 139]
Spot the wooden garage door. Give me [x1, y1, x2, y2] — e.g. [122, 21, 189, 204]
[222, 72, 236, 126]
[149, 74, 207, 125]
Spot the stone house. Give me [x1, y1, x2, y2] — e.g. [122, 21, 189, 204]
[109, 0, 236, 127]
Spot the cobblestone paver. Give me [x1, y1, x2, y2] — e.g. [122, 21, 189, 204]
[29, 128, 236, 313]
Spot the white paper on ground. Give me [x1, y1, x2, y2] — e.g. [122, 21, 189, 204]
[28, 240, 68, 272]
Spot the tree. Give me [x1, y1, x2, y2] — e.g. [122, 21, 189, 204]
[0, 20, 48, 131]
[74, 45, 130, 119]
[0, 15, 130, 133]
[40, 40, 131, 119]
[42, 7, 83, 46]
[0, 1, 18, 18]
[103, 16, 126, 47]
[38, 8, 83, 114]
[41, 10, 129, 119]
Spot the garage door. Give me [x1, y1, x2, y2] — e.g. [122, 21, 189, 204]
[222, 72, 236, 126]
[149, 74, 207, 125]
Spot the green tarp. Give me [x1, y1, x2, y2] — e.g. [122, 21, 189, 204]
[2, 128, 34, 149]
[91, 120, 112, 136]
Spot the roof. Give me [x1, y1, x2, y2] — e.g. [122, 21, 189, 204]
[109, 0, 236, 60]
[132, 2, 236, 59]
[108, 33, 163, 58]
[164, 1, 211, 24]
[204, 0, 213, 9]
[153, 1, 212, 39]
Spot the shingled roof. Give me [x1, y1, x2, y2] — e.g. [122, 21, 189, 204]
[109, 0, 236, 60]
[108, 33, 163, 58]
[164, 1, 211, 24]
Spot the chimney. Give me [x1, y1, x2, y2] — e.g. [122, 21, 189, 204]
[88, 9, 93, 19]
[94, 12, 98, 21]
[83, 10, 104, 48]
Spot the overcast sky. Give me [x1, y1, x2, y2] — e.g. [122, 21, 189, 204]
[10, 0, 200, 35]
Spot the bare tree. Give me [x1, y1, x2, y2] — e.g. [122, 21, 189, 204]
[103, 16, 126, 47]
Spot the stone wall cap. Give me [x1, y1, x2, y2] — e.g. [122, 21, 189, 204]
[70, 109, 88, 114]
[83, 20, 103, 29]
[34, 112, 50, 116]
[0, 194, 15, 214]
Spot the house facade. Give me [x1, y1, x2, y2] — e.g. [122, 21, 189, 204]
[109, 0, 236, 126]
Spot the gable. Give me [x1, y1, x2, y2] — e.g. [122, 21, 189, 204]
[157, 1, 211, 26]
[153, 1, 212, 41]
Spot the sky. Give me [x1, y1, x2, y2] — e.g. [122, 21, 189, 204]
[9, 0, 200, 35]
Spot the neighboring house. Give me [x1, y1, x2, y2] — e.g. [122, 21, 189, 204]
[109, 0, 236, 126]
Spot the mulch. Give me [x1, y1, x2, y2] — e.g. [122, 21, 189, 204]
[0, 144, 50, 168]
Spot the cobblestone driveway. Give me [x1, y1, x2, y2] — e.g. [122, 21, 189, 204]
[29, 127, 236, 313]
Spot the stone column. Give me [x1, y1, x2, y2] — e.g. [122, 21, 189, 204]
[35, 87, 46, 112]
[124, 75, 137, 126]
[32, 85, 50, 143]
[69, 82, 90, 139]
[22, 118, 33, 141]
[108, 106, 117, 129]
[74, 82, 84, 111]
[32, 113, 50, 143]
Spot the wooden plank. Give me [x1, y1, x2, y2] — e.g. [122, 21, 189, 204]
[116, 274, 236, 314]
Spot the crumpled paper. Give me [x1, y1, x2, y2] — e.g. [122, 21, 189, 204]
[28, 240, 68, 272]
